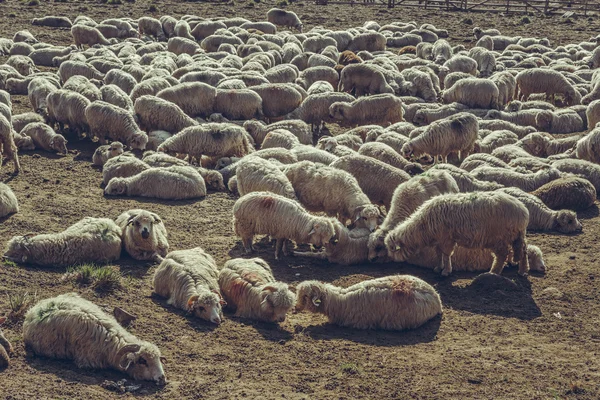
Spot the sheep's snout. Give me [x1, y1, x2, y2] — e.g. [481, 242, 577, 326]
[156, 375, 167, 386]
[141, 229, 150, 239]
[210, 315, 222, 325]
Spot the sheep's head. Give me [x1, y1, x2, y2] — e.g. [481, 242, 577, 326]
[205, 170, 226, 191]
[527, 245, 546, 273]
[109, 142, 125, 158]
[297, 24, 304, 34]
[403, 162, 425, 176]
[295, 281, 327, 313]
[520, 133, 548, 156]
[384, 230, 415, 262]
[307, 218, 336, 247]
[259, 283, 296, 323]
[316, 137, 336, 152]
[367, 230, 388, 262]
[484, 110, 501, 120]
[353, 204, 381, 232]
[535, 110, 553, 131]
[130, 132, 148, 151]
[554, 210, 582, 233]
[117, 343, 167, 386]
[50, 135, 68, 154]
[187, 290, 225, 325]
[328, 102, 348, 120]
[216, 157, 234, 170]
[400, 142, 414, 159]
[4, 235, 33, 263]
[105, 178, 128, 196]
[126, 210, 162, 242]
[506, 100, 522, 112]
[472, 27, 482, 39]
[413, 110, 427, 126]
[565, 88, 582, 106]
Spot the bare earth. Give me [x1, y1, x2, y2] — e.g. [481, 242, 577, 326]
[0, 1, 599, 399]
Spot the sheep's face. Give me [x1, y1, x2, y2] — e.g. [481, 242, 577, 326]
[295, 282, 326, 313]
[127, 211, 161, 242]
[413, 111, 427, 127]
[4, 236, 30, 263]
[527, 246, 546, 273]
[484, 110, 501, 120]
[206, 171, 226, 191]
[109, 142, 125, 158]
[130, 132, 148, 151]
[259, 284, 296, 323]
[216, 157, 233, 170]
[400, 142, 414, 159]
[328, 103, 346, 120]
[506, 101, 522, 112]
[50, 135, 68, 154]
[367, 232, 388, 262]
[384, 233, 415, 262]
[354, 205, 381, 232]
[308, 219, 336, 247]
[555, 210, 582, 233]
[118, 344, 167, 385]
[105, 179, 128, 196]
[187, 292, 225, 325]
[535, 111, 553, 131]
[316, 137, 336, 152]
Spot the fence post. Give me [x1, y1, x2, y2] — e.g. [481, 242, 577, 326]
[544, 0, 549, 14]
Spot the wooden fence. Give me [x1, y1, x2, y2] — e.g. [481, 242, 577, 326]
[316, 0, 600, 14]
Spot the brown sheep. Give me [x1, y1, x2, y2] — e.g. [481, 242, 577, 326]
[532, 177, 596, 211]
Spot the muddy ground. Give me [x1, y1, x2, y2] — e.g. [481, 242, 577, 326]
[0, 1, 599, 399]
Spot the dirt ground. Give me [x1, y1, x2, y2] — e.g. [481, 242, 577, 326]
[0, 1, 599, 399]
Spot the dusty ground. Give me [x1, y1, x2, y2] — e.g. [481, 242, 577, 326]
[0, 1, 600, 399]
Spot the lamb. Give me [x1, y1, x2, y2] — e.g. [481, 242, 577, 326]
[105, 166, 207, 200]
[401, 112, 478, 163]
[531, 177, 596, 211]
[550, 158, 600, 192]
[0, 115, 21, 174]
[329, 94, 403, 127]
[20, 122, 68, 154]
[86, 101, 148, 150]
[157, 123, 254, 163]
[0, 316, 12, 368]
[338, 64, 394, 96]
[0, 182, 19, 218]
[4, 217, 122, 267]
[23, 293, 166, 385]
[102, 155, 149, 185]
[243, 120, 312, 146]
[153, 247, 225, 324]
[358, 141, 423, 175]
[441, 78, 499, 109]
[219, 258, 295, 323]
[46, 89, 90, 138]
[471, 166, 561, 192]
[516, 69, 582, 106]
[92, 141, 124, 166]
[134, 95, 197, 134]
[235, 156, 296, 199]
[385, 191, 530, 276]
[157, 82, 216, 119]
[330, 155, 410, 211]
[116, 209, 169, 262]
[214, 89, 264, 121]
[266, 8, 303, 32]
[295, 275, 442, 331]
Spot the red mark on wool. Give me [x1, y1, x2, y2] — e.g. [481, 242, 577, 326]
[391, 278, 414, 298]
[260, 196, 276, 209]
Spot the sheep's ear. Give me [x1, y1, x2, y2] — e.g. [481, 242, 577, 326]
[0, 316, 6, 325]
[126, 214, 137, 226]
[262, 286, 278, 292]
[308, 228, 316, 235]
[312, 296, 321, 307]
[119, 353, 134, 370]
[187, 295, 199, 310]
[160, 356, 168, 365]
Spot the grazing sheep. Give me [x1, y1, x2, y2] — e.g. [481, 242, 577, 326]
[491, 144, 536, 162]
[491, 71, 517, 106]
[266, 8, 303, 32]
[27, 77, 58, 117]
[46, 89, 90, 138]
[20, 122, 67, 154]
[138, 17, 166, 41]
[100, 84, 133, 111]
[23, 293, 167, 385]
[153, 247, 225, 324]
[532, 177, 596, 211]
[329, 94, 403, 127]
[86, 101, 148, 150]
[102, 155, 149, 186]
[243, 119, 312, 146]
[71, 25, 113, 48]
[219, 257, 295, 322]
[214, 89, 264, 121]
[134, 95, 197, 134]
[358, 141, 424, 175]
[442, 78, 499, 109]
[348, 32, 387, 52]
[287, 92, 355, 132]
[4, 217, 122, 267]
[516, 69, 582, 106]
[250, 83, 304, 120]
[471, 166, 561, 192]
[385, 191, 530, 276]
[236, 156, 296, 199]
[401, 112, 478, 163]
[157, 82, 216, 119]
[105, 166, 207, 200]
[0, 115, 21, 174]
[295, 275, 442, 331]
[478, 119, 536, 138]
[232, 191, 336, 259]
[92, 141, 124, 166]
[0, 182, 19, 218]
[338, 64, 394, 96]
[535, 109, 585, 135]
[104, 69, 137, 95]
[284, 161, 381, 231]
[58, 60, 104, 83]
[116, 209, 169, 262]
[63, 75, 101, 102]
[498, 187, 582, 233]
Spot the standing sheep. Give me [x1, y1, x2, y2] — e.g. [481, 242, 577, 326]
[338, 64, 395, 97]
[116, 209, 169, 262]
[516, 69, 582, 106]
[441, 78, 499, 109]
[134, 95, 198, 134]
[85, 101, 148, 150]
[266, 8, 303, 32]
[295, 275, 442, 331]
[0, 115, 20, 174]
[236, 156, 296, 199]
[153, 247, 226, 325]
[329, 94, 404, 127]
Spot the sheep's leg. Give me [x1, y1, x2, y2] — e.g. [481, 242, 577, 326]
[436, 242, 455, 276]
[292, 250, 327, 260]
[241, 237, 254, 254]
[282, 239, 292, 256]
[489, 246, 510, 275]
[275, 238, 284, 260]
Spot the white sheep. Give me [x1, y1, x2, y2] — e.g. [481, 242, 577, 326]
[442, 78, 499, 109]
[470, 166, 561, 192]
[20, 122, 68, 154]
[85, 101, 148, 150]
[266, 8, 303, 32]
[295, 275, 442, 331]
[115, 209, 169, 262]
[134, 95, 198, 134]
[157, 82, 216, 119]
[0, 182, 18, 218]
[214, 89, 264, 121]
[0, 115, 21, 174]
[46, 89, 90, 138]
[338, 64, 394, 96]
[550, 158, 600, 192]
[92, 141, 124, 166]
[516, 69, 582, 106]
[71, 24, 114, 48]
[236, 156, 296, 199]
[243, 119, 312, 146]
[329, 94, 404, 127]
[102, 154, 149, 186]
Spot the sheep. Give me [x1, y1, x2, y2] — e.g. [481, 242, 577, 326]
[471, 166, 561, 192]
[214, 89, 264, 121]
[23, 293, 166, 385]
[531, 177, 596, 211]
[330, 154, 410, 211]
[386, 191, 529, 276]
[156, 82, 216, 119]
[348, 32, 386, 52]
[157, 123, 254, 163]
[295, 275, 442, 331]
[266, 8, 303, 32]
[491, 144, 539, 163]
[134, 95, 197, 135]
[219, 258, 295, 323]
[0, 316, 12, 368]
[575, 127, 600, 163]
[249, 83, 304, 120]
[243, 120, 311, 146]
[58, 60, 104, 83]
[287, 92, 355, 132]
[71, 24, 114, 48]
[32, 16, 72, 28]
[329, 94, 403, 127]
[27, 77, 58, 118]
[338, 64, 394, 96]
[236, 156, 296, 199]
[85, 101, 148, 150]
[473, 27, 501, 39]
[0, 116, 19, 174]
[478, 119, 536, 138]
[534, 109, 585, 135]
[46, 89, 90, 138]
[261, 129, 300, 150]
[116, 209, 169, 262]
[138, 17, 166, 41]
[468, 47, 496, 77]
[153, 247, 225, 324]
[491, 71, 517, 107]
[400, 68, 438, 102]
[232, 191, 336, 259]
[295, 66, 339, 90]
[4, 217, 122, 267]
[105, 165, 207, 200]
[92, 141, 124, 166]
[63, 75, 101, 102]
[0, 182, 19, 218]
[519, 132, 580, 158]
[441, 78, 499, 110]
[357, 141, 423, 175]
[284, 161, 381, 230]
[516, 69, 582, 106]
[460, 153, 510, 172]
[12, 112, 44, 133]
[430, 164, 503, 192]
[550, 159, 600, 192]
[20, 122, 67, 154]
[474, 130, 519, 153]
[102, 155, 149, 185]
[104, 69, 137, 95]
[367, 170, 459, 262]
[7, 55, 36, 76]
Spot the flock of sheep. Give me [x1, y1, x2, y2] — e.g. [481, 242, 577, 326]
[0, 7, 599, 388]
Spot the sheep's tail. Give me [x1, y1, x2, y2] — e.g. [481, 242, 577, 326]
[511, 229, 526, 264]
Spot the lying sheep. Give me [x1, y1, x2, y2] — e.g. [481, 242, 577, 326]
[284, 161, 381, 231]
[474, 130, 519, 153]
[105, 166, 206, 200]
[471, 166, 561, 192]
[460, 153, 510, 172]
[478, 119, 536, 138]
[219, 257, 295, 322]
[4, 217, 122, 267]
[86, 101, 148, 150]
[13, 131, 35, 151]
[442, 78, 499, 109]
[236, 156, 296, 199]
[102, 155, 149, 186]
[266, 8, 303, 32]
[134, 95, 198, 134]
[0, 115, 21, 174]
[12, 112, 44, 133]
[329, 94, 403, 127]
[401, 112, 478, 163]
[516, 69, 582, 106]
[32, 16, 72, 28]
[20, 122, 67, 154]
[550, 158, 600, 192]
[535, 109, 585, 135]
[499, 187, 582, 233]
[295, 275, 442, 331]
[116, 209, 169, 262]
[385, 191, 530, 276]
[153, 247, 225, 325]
[92, 142, 124, 166]
[232, 191, 336, 259]
[532, 177, 596, 211]
[0, 316, 12, 368]
[519, 132, 580, 157]
[0, 182, 19, 218]
[23, 293, 166, 385]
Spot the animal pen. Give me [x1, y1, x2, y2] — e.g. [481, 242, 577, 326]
[316, 0, 600, 14]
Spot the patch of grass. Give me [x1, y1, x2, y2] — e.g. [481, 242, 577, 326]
[339, 362, 361, 375]
[7, 291, 37, 321]
[148, 4, 158, 11]
[63, 264, 122, 293]
[3, 259, 18, 268]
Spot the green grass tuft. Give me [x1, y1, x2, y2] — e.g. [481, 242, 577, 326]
[63, 264, 122, 293]
[7, 291, 37, 321]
